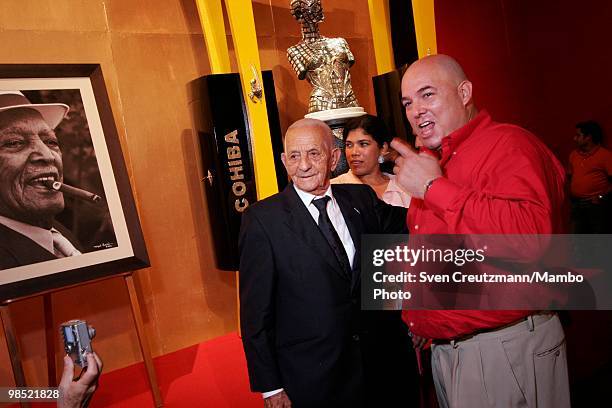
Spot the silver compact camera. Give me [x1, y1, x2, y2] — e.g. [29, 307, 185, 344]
[60, 320, 96, 367]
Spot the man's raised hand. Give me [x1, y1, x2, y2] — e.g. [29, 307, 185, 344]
[391, 138, 442, 199]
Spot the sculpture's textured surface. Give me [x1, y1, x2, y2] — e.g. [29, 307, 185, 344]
[287, 0, 359, 113]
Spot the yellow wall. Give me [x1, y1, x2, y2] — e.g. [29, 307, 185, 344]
[0, 0, 378, 386]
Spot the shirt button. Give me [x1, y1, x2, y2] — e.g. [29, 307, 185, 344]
[414, 225, 419, 230]
[352, 334, 360, 341]
[453, 151, 457, 155]
[409, 322, 414, 327]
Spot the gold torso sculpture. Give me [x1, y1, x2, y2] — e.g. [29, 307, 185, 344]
[287, 0, 359, 113]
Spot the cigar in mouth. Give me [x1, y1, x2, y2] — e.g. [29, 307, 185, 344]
[43, 180, 102, 204]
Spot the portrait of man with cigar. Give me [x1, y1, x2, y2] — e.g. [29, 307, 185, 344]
[0, 90, 115, 270]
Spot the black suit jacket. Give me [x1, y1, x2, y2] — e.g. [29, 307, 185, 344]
[0, 222, 82, 270]
[0, 223, 57, 270]
[239, 184, 407, 407]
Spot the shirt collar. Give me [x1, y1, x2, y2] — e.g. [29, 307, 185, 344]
[576, 145, 600, 158]
[293, 183, 334, 207]
[340, 169, 362, 184]
[0, 214, 54, 253]
[384, 173, 403, 194]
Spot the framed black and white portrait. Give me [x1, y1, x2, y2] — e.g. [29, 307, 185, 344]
[0, 64, 149, 301]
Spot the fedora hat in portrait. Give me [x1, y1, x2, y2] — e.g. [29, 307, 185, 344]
[0, 90, 69, 129]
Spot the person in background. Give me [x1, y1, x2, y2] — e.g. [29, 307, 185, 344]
[331, 113, 419, 404]
[332, 114, 411, 208]
[568, 120, 612, 233]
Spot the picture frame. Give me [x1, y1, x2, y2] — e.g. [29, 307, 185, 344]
[0, 64, 149, 301]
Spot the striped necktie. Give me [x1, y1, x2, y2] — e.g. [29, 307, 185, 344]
[50, 228, 81, 258]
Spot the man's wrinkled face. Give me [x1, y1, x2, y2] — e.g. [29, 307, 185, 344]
[282, 125, 337, 196]
[0, 109, 64, 227]
[401, 63, 470, 150]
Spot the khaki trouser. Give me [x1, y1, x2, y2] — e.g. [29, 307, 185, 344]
[431, 314, 570, 408]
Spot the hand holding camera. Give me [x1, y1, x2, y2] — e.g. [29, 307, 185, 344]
[58, 352, 102, 408]
[58, 320, 102, 408]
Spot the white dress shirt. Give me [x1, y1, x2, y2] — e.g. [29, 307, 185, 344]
[293, 184, 356, 268]
[262, 184, 357, 399]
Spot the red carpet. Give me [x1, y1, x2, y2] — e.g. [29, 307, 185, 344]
[9, 321, 611, 407]
[7, 332, 261, 407]
[90, 332, 261, 407]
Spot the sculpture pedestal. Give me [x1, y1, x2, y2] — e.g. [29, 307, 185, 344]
[305, 107, 366, 177]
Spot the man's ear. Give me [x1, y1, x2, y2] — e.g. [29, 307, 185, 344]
[329, 148, 341, 172]
[458, 80, 473, 106]
[281, 152, 288, 171]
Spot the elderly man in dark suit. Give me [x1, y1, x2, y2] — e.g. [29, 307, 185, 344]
[239, 118, 413, 408]
[0, 90, 81, 269]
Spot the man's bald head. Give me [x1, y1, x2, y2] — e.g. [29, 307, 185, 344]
[401, 54, 477, 149]
[284, 118, 334, 151]
[406, 54, 468, 87]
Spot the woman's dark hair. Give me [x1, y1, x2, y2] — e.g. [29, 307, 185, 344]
[576, 120, 604, 145]
[342, 114, 392, 147]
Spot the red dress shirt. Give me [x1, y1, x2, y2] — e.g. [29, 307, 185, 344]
[402, 110, 566, 339]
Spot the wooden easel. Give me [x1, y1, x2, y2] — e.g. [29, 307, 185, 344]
[124, 274, 163, 407]
[0, 303, 30, 408]
[0, 273, 163, 407]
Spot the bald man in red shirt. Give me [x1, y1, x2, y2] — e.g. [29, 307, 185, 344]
[392, 55, 569, 408]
